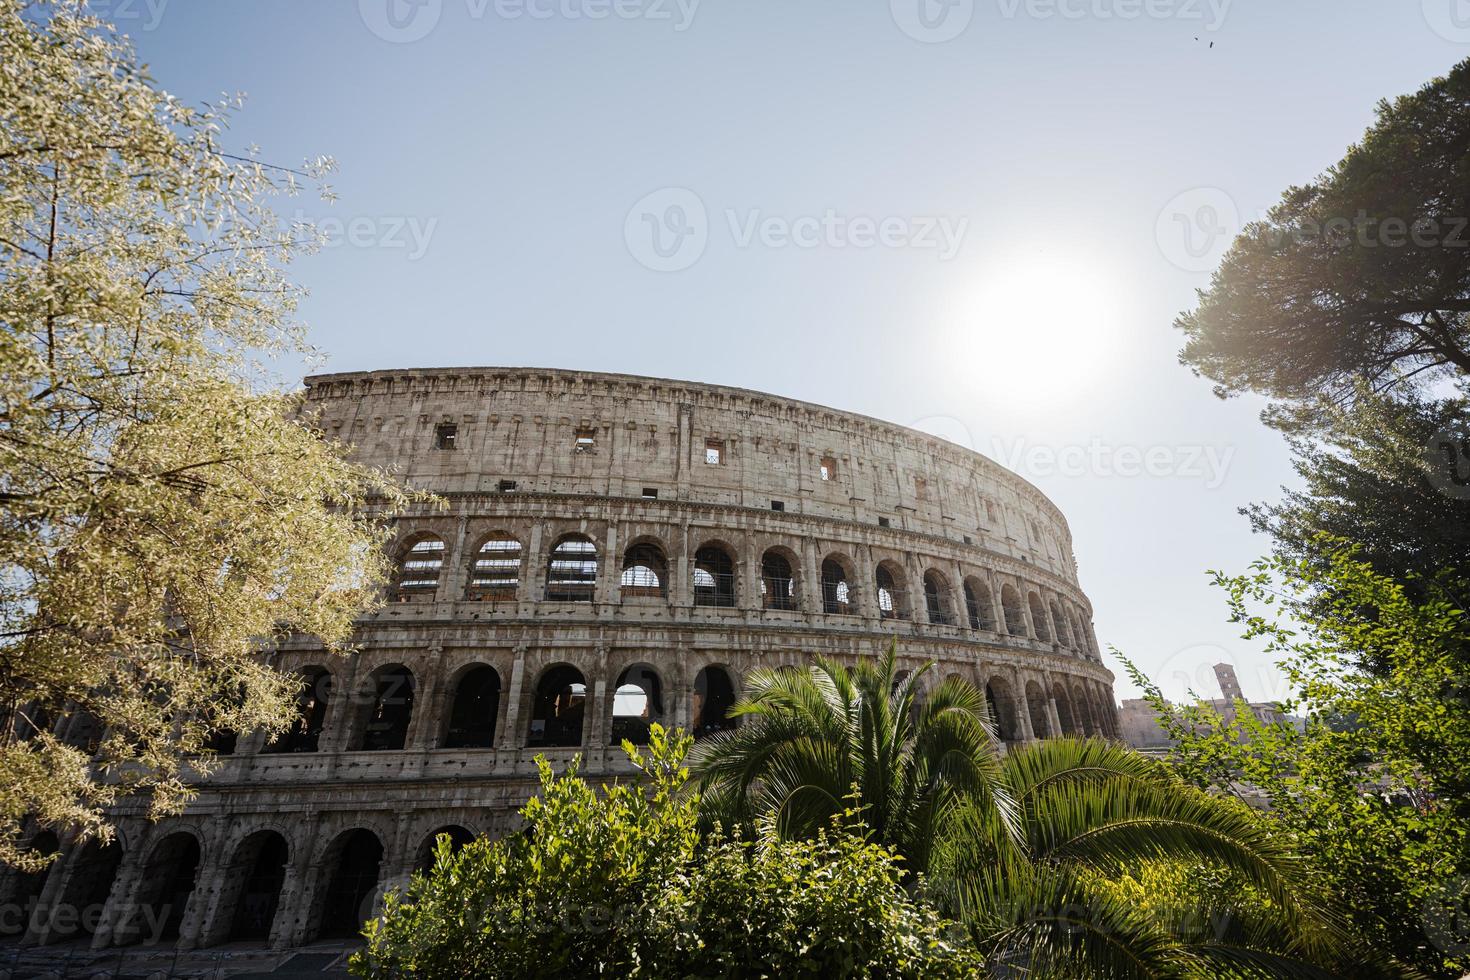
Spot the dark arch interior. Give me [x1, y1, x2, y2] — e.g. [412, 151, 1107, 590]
[528, 665, 586, 747]
[820, 559, 852, 614]
[876, 565, 904, 620]
[1001, 586, 1026, 635]
[693, 546, 735, 607]
[52, 839, 122, 941]
[610, 665, 663, 745]
[444, 666, 500, 749]
[131, 833, 201, 944]
[318, 830, 382, 940]
[923, 572, 951, 625]
[985, 682, 1017, 742]
[692, 666, 738, 739]
[229, 833, 289, 942]
[266, 668, 331, 754]
[415, 825, 475, 873]
[760, 552, 796, 610]
[358, 665, 414, 751]
[3, 832, 59, 937]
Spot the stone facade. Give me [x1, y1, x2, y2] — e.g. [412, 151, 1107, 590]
[4, 367, 1118, 954]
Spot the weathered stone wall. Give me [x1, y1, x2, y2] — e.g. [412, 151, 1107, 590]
[6, 367, 1118, 954]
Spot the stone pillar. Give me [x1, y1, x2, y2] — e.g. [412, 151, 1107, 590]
[497, 646, 527, 756]
[23, 839, 77, 945]
[90, 825, 154, 950]
[596, 523, 620, 611]
[176, 820, 228, 950]
[1046, 697, 1062, 739]
[524, 521, 546, 606]
[403, 645, 439, 752]
[672, 524, 691, 611]
[1011, 673, 1035, 742]
[799, 539, 821, 616]
[447, 514, 472, 599]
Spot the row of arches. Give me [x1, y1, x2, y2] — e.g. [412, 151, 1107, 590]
[392, 529, 1098, 657]
[2, 820, 477, 950]
[253, 662, 740, 756]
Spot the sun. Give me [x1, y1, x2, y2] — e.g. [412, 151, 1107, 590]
[938, 252, 1127, 415]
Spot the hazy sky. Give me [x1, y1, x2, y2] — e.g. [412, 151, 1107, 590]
[117, 0, 1466, 704]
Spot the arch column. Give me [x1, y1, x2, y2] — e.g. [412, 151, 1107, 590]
[176, 820, 228, 950]
[1010, 671, 1035, 742]
[496, 647, 527, 757]
[799, 540, 821, 617]
[586, 648, 609, 773]
[89, 837, 151, 950]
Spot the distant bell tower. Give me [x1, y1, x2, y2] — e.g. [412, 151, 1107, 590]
[1213, 663, 1245, 703]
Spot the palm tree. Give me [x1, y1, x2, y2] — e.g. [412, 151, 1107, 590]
[691, 650, 1409, 978]
[688, 642, 1017, 876]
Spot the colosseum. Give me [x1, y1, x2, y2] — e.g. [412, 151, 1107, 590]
[2, 367, 1118, 965]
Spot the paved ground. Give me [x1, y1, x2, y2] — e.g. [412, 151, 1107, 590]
[0, 941, 358, 978]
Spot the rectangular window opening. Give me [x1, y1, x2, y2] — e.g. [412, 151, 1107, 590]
[878, 516, 891, 528]
[642, 487, 658, 499]
[820, 456, 837, 481]
[770, 500, 785, 512]
[575, 427, 596, 452]
[705, 439, 724, 465]
[498, 480, 517, 493]
[434, 423, 457, 451]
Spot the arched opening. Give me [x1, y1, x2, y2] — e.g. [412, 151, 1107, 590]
[414, 826, 474, 874]
[527, 665, 586, 747]
[875, 562, 908, 620]
[693, 544, 736, 608]
[315, 830, 383, 941]
[692, 666, 738, 739]
[1053, 683, 1077, 736]
[820, 557, 853, 615]
[224, 832, 289, 944]
[356, 665, 415, 751]
[1071, 609, 1091, 655]
[984, 678, 1019, 742]
[1050, 600, 1074, 648]
[760, 550, 797, 611]
[128, 832, 201, 944]
[923, 570, 953, 626]
[1075, 687, 1097, 736]
[2, 831, 58, 937]
[609, 664, 663, 745]
[964, 578, 995, 631]
[1025, 681, 1051, 739]
[43, 838, 122, 943]
[1027, 592, 1052, 643]
[443, 665, 500, 749]
[265, 667, 331, 754]
[545, 534, 598, 602]
[1000, 584, 1026, 636]
[620, 541, 667, 598]
[468, 534, 521, 601]
[394, 535, 445, 599]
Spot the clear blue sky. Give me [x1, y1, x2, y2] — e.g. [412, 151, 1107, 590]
[118, 0, 1465, 703]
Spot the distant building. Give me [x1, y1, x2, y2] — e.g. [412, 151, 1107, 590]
[1117, 662, 1296, 751]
